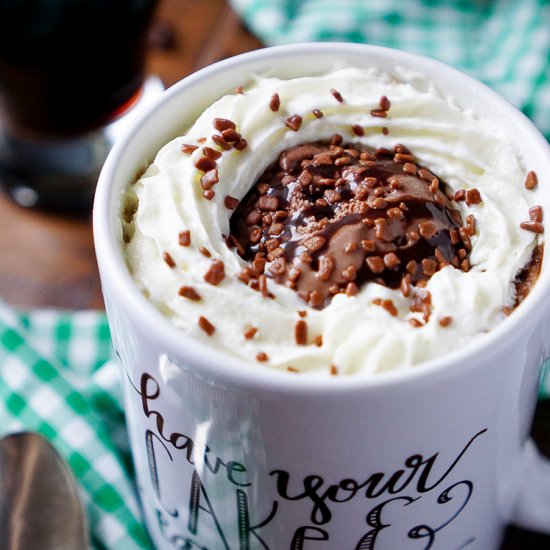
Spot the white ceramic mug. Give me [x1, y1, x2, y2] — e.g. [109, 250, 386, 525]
[94, 43, 550, 549]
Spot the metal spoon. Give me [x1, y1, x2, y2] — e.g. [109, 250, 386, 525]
[0, 432, 88, 549]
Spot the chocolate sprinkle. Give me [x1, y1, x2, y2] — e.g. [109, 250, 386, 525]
[203, 146, 222, 160]
[370, 109, 387, 118]
[295, 319, 308, 345]
[466, 214, 476, 236]
[520, 220, 544, 233]
[269, 93, 281, 112]
[198, 316, 215, 336]
[410, 290, 432, 322]
[530, 205, 543, 223]
[330, 88, 344, 102]
[222, 128, 240, 143]
[373, 298, 398, 316]
[201, 169, 219, 190]
[351, 124, 365, 137]
[244, 326, 258, 339]
[181, 144, 198, 154]
[454, 189, 466, 202]
[235, 138, 248, 151]
[228, 141, 469, 309]
[379, 95, 391, 111]
[195, 157, 217, 172]
[285, 115, 303, 132]
[179, 286, 201, 301]
[225, 196, 240, 210]
[525, 171, 538, 190]
[465, 188, 482, 206]
[163, 252, 176, 268]
[212, 134, 231, 150]
[204, 260, 225, 285]
[179, 230, 191, 246]
[213, 118, 236, 132]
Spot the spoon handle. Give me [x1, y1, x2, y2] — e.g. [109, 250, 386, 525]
[0, 432, 88, 550]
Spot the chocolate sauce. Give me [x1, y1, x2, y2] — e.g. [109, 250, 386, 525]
[515, 243, 544, 306]
[229, 140, 470, 308]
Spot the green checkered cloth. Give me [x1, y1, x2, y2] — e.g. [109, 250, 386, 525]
[0, 302, 152, 550]
[230, 0, 550, 142]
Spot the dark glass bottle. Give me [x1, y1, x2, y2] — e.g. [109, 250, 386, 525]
[0, 0, 158, 213]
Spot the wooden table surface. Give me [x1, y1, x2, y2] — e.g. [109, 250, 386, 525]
[0, 0, 548, 547]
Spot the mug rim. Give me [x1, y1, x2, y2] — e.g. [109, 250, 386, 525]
[93, 41, 550, 393]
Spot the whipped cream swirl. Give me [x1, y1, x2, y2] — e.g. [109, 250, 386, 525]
[122, 67, 540, 375]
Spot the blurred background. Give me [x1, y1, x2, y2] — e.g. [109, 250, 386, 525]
[0, 0, 261, 311]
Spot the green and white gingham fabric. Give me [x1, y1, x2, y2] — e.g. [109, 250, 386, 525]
[230, 0, 550, 141]
[0, 302, 152, 550]
[2, 1, 550, 547]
